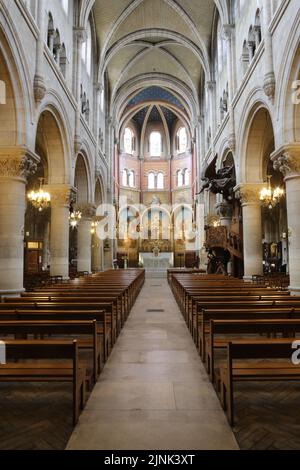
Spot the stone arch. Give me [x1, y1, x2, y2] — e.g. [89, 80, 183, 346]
[35, 105, 71, 185]
[75, 153, 90, 204]
[239, 103, 275, 183]
[276, 7, 300, 144]
[0, 13, 32, 147]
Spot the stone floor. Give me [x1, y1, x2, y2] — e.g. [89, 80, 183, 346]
[67, 279, 238, 450]
[1, 279, 300, 449]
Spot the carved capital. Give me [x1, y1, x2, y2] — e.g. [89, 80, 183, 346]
[74, 27, 87, 44]
[45, 184, 72, 207]
[207, 80, 216, 92]
[263, 71, 276, 101]
[0, 149, 39, 180]
[234, 183, 264, 205]
[75, 203, 96, 219]
[223, 24, 234, 41]
[271, 144, 300, 178]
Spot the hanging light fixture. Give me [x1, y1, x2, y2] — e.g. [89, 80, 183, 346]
[90, 221, 98, 234]
[260, 175, 285, 209]
[27, 177, 51, 212]
[69, 209, 82, 228]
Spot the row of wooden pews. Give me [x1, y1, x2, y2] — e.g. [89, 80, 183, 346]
[169, 272, 300, 426]
[0, 269, 145, 425]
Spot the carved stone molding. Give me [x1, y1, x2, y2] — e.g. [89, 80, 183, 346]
[234, 183, 264, 205]
[74, 27, 87, 44]
[223, 24, 235, 41]
[75, 203, 96, 219]
[45, 184, 72, 207]
[216, 202, 233, 219]
[33, 74, 46, 103]
[271, 144, 300, 178]
[263, 71, 276, 101]
[0, 151, 38, 180]
[227, 132, 236, 153]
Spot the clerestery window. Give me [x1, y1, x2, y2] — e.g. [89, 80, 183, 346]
[149, 132, 162, 157]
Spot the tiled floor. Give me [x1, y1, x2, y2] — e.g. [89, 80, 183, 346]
[67, 279, 239, 450]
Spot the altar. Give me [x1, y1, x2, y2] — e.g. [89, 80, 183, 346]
[139, 252, 174, 269]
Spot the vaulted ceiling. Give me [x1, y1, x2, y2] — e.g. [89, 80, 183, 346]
[92, 0, 220, 117]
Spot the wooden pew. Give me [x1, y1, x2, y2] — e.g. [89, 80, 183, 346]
[198, 307, 298, 360]
[207, 317, 300, 382]
[0, 320, 100, 384]
[0, 339, 86, 425]
[218, 339, 300, 426]
[0, 309, 110, 362]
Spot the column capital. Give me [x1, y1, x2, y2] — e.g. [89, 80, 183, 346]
[206, 80, 216, 91]
[234, 182, 264, 205]
[0, 147, 39, 180]
[74, 27, 87, 44]
[45, 184, 73, 207]
[271, 144, 300, 179]
[75, 203, 96, 219]
[223, 24, 235, 41]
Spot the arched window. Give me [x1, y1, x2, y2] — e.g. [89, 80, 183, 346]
[128, 170, 135, 188]
[124, 128, 134, 154]
[177, 127, 187, 153]
[149, 132, 162, 157]
[217, 19, 226, 73]
[100, 88, 104, 112]
[177, 170, 183, 187]
[122, 169, 128, 187]
[60, 43, 67, 78]
[61, 0, 68, 13]
[47, 14, 55, 52]
[183, 169, 190, 186]
[148, 172, 155, 189]
[157, 172, 164, 189]
[82, 21, 92, 75]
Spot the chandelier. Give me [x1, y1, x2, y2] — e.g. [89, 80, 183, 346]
[90, 221, 98, 234]
[69, 210, 82, 228]
[260, 175, 285, 209]
[27, 177, 51, 212]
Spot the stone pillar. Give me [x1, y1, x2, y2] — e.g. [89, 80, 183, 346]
[0, 149, 38, 295]
[76, 204, 95, 273]
[46, 184, 71, 279]
[263, 0, 276, 100]
[33, 0, 46, 102]
[207, 81, 216, 141]
[92, 236, 103, 272]
[235, 183, 264, 279]
[73, 28, 87, 153]
[272, 144, 300, 294]
[42, 220, 50, 270]
[223, 24, 236, 152]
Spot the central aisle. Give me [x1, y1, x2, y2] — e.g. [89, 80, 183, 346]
[67, 279, 238, 450]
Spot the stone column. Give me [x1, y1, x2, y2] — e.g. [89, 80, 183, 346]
[207, 81, 217, 142]
[92, 236, 103, 272]
[235, 183, 264, 279]
[33, 0, 46, 103]
[42, 220, 50, 269]
[263, 0, 276, 100]
[73, 28, 87, 153]
[46, 184, 71, 279]
[272, 144, 300, 294]
[224, 24, 237, 152]
[76, 204, 95, 273]
[0, 149, 38, 295]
